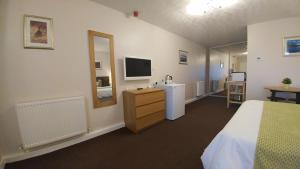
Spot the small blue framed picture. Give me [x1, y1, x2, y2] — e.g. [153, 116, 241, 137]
[284, 36, 300, 56]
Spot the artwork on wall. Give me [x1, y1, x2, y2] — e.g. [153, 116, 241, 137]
[95, 61, 102, 70]
[179, 50, 188, 64]
[283, 36, 300, 56]
[24, 15, 54, 49]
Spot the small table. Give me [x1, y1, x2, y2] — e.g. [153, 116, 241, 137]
[264, 86, 300, 104]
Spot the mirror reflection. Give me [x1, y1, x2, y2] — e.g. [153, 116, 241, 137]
[94, 36, 112, 101]
[230, 55, 247, 73]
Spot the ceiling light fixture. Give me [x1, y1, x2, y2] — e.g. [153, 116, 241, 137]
[242, 51, 248, 55]
[186, 0, 238, 15]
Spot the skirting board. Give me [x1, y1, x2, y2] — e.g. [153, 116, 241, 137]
[185, 95, 208, 104]
[208, 89, 224, 96]
[3, 122, 125, 164]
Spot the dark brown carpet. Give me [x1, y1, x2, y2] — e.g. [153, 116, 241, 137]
[5, 97, 239, 169]
[210, 90, 227, 97]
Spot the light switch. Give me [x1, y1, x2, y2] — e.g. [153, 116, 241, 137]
[256, 57, 263, 61]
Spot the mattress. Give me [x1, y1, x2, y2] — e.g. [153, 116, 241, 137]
[97, 87, 112, 99]
[201, 100, 264, 169]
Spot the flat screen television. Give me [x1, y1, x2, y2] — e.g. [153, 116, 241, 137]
[124, 56, 152, 80]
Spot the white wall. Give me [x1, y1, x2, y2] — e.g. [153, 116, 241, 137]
[0, 0, 206, 157]
[209, 49, 229, 91]
[247, 17, 300, 100]
[0, 0, 8, 164]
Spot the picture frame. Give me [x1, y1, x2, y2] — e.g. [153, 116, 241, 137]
[283, 36, 300, 56]
[179, 50, 188, 65]
[24, 15, 54, 49]
[95, 61, 102, 70]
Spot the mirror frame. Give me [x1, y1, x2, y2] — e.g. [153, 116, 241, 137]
[88, 30, 117, 108]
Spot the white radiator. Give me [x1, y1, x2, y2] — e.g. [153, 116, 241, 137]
[16, 96, 88, 149]
[197, 81, 205, 96]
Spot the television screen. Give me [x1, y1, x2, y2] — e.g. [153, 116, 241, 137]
[125, 57, 151, 79]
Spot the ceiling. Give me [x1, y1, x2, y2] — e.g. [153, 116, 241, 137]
[94, 0, 300, 47]
[212, 42, 247, 56]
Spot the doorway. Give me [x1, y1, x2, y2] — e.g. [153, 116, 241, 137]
[209, 42, 247, 97]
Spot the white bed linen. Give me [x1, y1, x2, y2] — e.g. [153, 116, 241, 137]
[97, 87, 112, 99]
[201, 100, 264, 169]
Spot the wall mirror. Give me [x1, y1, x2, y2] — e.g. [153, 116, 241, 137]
[88, 30, 116, 108]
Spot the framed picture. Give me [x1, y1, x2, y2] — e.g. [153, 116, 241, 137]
[24, 15, 54, 49]
[283, 36, 300, 56]
[95, 61, 102, 70]
[179, 50, 188, 64]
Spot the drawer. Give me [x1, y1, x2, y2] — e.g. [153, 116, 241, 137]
[136, 101, 165, 119]
[135, 91, 164, 106]
[136, 111, 164, 131]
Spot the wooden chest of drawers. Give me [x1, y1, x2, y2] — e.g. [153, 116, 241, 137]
[123, 88, 165, 133]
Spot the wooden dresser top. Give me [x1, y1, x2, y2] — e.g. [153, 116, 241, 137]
[124, 88, 164, 95]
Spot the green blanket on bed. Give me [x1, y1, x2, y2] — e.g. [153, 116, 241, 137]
[254, 101, 300, 169]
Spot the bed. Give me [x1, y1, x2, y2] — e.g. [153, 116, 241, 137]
[97, 86, 112, 99]
[201, 100, 262, 169]
[201, 100, 300, 169]
[96, 76, 112, 99]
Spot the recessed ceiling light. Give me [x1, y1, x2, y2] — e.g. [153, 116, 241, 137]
[186, 0, 210, 15]
[186, 0, 238, 16]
